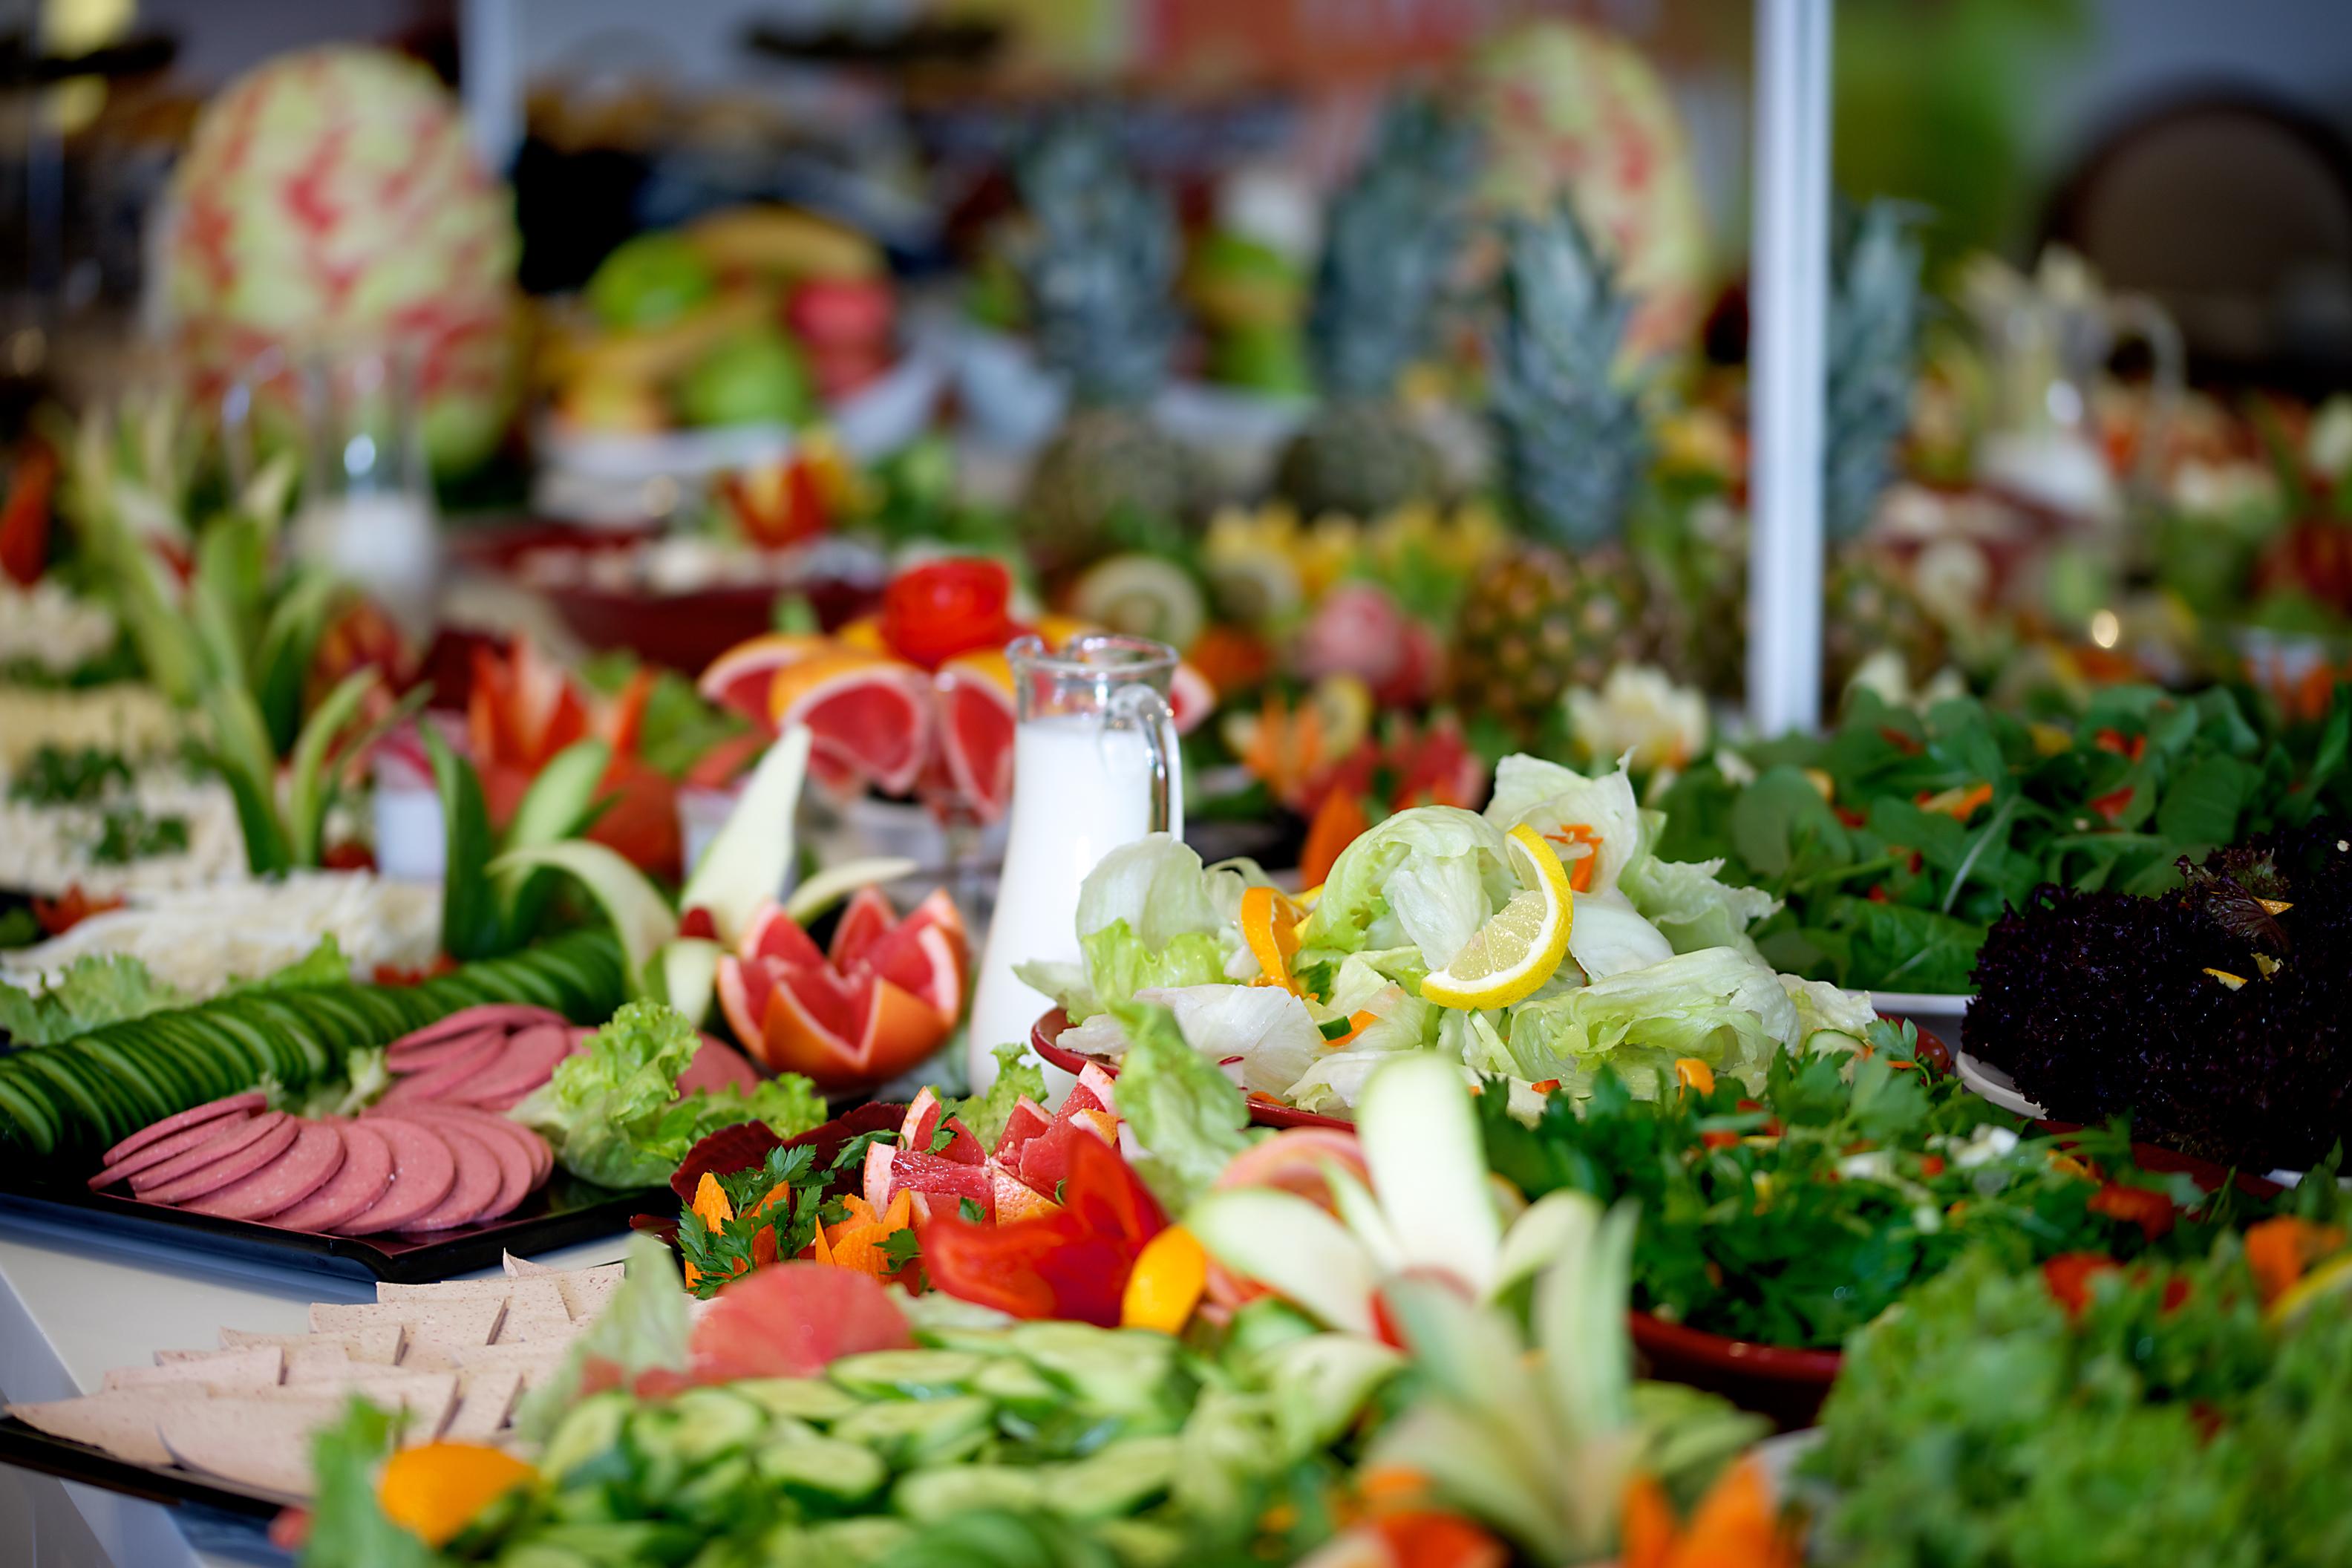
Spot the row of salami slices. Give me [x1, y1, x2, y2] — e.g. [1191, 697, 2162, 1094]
[85, 1006, 582, 1236]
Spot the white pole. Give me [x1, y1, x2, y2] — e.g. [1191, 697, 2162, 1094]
[460, 0, 525, 177]
[1746, 0, 1833, 738]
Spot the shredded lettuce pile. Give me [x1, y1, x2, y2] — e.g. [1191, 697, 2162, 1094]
[1042, 754, 1880, 1117]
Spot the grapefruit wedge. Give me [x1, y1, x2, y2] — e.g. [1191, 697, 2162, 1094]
[829, 886, 895, 970]
[934, 651, 1018, 825]
[768, 650, 932, 797]
[713, 887, 967, 1092]
[698, 633, 833, 728]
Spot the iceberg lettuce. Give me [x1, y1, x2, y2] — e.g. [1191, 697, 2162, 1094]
[1108, 1002, 1253, 1212]
[1500, 945, 1801, 1094]
[1298, 807, 1515, 970]
[1059, 834, 1263, 1015]
[1077, 923, 1229, 1016]
[1564, 890, 1676, 980]
[1618, 852, 1780, 957]
[1483, 755, 1644, 898]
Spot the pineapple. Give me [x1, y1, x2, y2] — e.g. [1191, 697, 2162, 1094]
[1276, 95, 1474, 522]
[1452, 200, 1659, 736]
[1017, 122, 1191, 571]
[1821, 200, 1941, 697]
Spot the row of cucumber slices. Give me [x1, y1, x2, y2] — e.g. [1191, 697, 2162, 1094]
[0, 932, 625, 1159]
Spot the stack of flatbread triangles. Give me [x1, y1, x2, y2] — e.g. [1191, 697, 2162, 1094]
[5, 1252, 621, 1501]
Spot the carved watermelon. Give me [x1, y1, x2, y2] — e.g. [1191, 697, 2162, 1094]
[162, 46, 520, 474]
[1468, 19, 1712, 359]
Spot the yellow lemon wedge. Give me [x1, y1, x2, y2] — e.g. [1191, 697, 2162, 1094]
[1419, 823, 1575, 1011]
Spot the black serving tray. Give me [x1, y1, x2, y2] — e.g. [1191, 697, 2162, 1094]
[0, 1166, 659, 1284]
[0, 1415, 284, 1519]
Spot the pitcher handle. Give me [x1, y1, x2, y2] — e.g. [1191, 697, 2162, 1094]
[1108, 684, 1179, 835]
[2108, 293, 2183, 506]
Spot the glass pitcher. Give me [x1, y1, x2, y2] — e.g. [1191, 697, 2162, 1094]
[1964, 246, 2182, 524]
[965, 632, 1183, 1095]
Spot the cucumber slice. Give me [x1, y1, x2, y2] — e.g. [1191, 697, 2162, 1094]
[972, 1356, 1062, 1420]
[76, 1036, 173, 1124]
[16, 1050, 118, 1146]
[540, 1391, 631, 1481]
[1043, 1435, 1181, 1519]
[1007, 1324, 1179, 1418]
[831, 1395, 994, 1469]
[797, 1517, 912, 1565]
[662, 1388, 768, 1466]
[890, 1463, 1046, 1523]
[829, 1350, 988, 1402]
[754, 1437, 887, 1504]
[671, 1452, 754, 1517]
[733, 1377, 860, 1425]
[1094, 1518, 1189, 1567]
[0, 1071, 61, 1153]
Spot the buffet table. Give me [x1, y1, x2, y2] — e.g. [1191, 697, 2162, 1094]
[0, 1213, 624, 1568]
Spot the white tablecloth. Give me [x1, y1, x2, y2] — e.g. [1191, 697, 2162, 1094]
[0, 1211, 624, 1567]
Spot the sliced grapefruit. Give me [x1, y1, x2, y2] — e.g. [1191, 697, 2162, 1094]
[689, 1263, 914, 1382]
[1016, 1110, 1119, 1194]
[991, 1166, 1062, 1223]
[721, 954, 951, 1090]
[829, 886, 896, 970]
[864, 1143, 993, 1218]
[992, 1097, 1052, 1161]
[736, 900, 829, 967]
[935, 651, 1018, 825]
[697, 633, 833, 728]
[898, 1088, 985, 1166]
[767, 650, 932, 797]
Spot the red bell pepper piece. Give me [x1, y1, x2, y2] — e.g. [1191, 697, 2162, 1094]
[918, 1129, 1166, 1327]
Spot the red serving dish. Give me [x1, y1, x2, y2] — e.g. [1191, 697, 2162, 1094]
[1030, 1009, 1352, 1132]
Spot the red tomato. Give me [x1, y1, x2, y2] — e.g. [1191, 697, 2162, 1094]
[881, 558, 1020, 670]
[2088, 1182, 2177, 1241]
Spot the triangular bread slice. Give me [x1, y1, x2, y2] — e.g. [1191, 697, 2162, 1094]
[103, 1347, 281, 1392]
[313, 1298, 502, 1348]
[221, 1324, 405, 1364]
[7, 1390, 205, 1466]
[442, 1368, 523, 1443]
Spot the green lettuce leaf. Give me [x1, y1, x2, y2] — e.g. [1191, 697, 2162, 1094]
[514, 1000, 820, 1188]
[226, 935, 349, 995]
[1298, 806, 1514, 969]
[954, 1042, 1048, 1147]
[0, 953, 184, 1045]
[1108, 1001, 1252, 1213]
[1619, 855, 1780, 956]
[1503, 946, 1800, 1091]
[1078, 921, 1229, 1016]
[301, 1399, 444, 1568]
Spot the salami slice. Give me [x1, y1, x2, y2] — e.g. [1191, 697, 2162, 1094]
[395, 1121, 505, 1232]
[127, 1113, 291, 1197]
[396, 1106, 533, 1217]
[379, 1030, 506, 1106]
[180, 1122, 346, 1221]
[101, 1093, 267, 1166]
[91, 1111, 255, 1189]
[337, 1120, 459, 1235]
[137, 1116, 301, 1204]
[385, 1005, 565, 1059]
[442, 1024, 572, 1110]
[272, 1121, 396, 1233]
[385, 1025, 501, 1075]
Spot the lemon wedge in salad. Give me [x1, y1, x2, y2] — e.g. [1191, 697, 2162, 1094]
[1419, 823, 1575, 1011]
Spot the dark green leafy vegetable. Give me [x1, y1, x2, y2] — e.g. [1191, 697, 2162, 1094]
[1967, 820, 2352, 1172]
[1654, 685, 2352, 992]
[1804, 1237, 2352, 1568]
[1477, 1023, 2260, 1348]
[7, 745, 131, 806]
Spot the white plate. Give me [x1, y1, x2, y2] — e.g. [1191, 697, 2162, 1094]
[1869, 989, 1971, 1036]
[1955, 1046, 2317, 1188]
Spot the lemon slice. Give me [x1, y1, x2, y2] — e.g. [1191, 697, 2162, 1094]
[1420, 823, 1575, 1010]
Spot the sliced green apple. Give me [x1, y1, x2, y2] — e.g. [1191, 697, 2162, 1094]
[1186, 1187, 1376, 1337]
[679, 725, 811, 946]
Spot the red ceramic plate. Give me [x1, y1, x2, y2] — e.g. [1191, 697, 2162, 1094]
[1028, 1010, 1353, 1132]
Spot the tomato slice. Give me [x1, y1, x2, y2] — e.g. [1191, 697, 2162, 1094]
[881, 558, 1019, 670]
